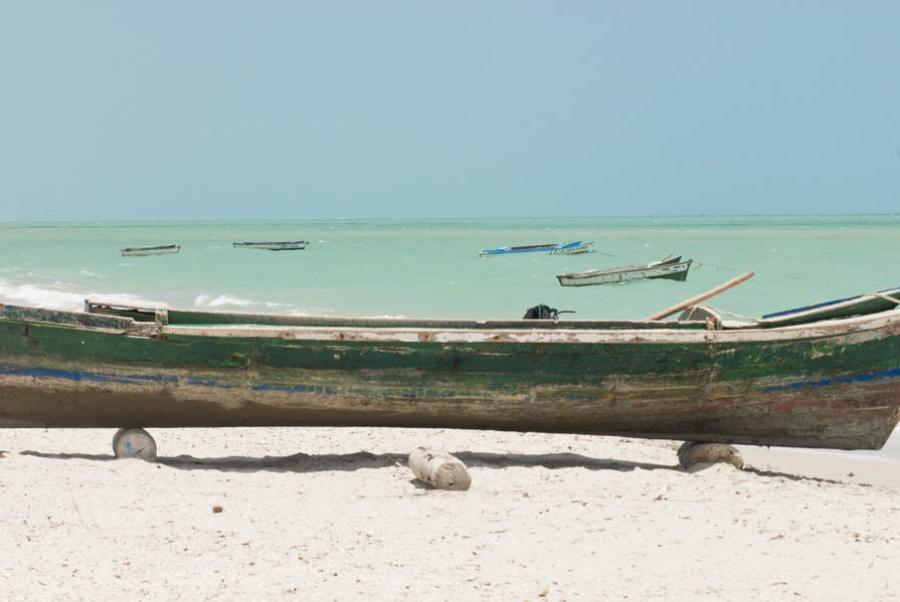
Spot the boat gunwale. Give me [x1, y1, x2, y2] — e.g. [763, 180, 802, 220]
[757, 288, 900, 326]
[157, 309, 899, 344]
[4, 301, 897, 345]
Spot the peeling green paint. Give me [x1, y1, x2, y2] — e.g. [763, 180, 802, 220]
[0, 303, 898, 449]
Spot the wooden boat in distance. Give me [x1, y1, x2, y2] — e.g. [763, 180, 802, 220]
[120, 244, 181, 257]
[233, 241, 309, 251]
[549, 242, 595, 256]
[480, 240, 593, 257]
[0, 289, 898, 451]
[557, 256, 692, 287]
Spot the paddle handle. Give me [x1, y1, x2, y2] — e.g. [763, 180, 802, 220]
[645, 272, 755, 321]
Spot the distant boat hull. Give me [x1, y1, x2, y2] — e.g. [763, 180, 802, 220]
[233, 241, 309, 251]
[120, 245, 181, 257]
[548, 244, 595, 255]
[558, 257, 692, 287]
[481, 241, 593, 257]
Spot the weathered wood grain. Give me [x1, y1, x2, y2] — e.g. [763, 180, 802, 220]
[0, 303, 898, 450]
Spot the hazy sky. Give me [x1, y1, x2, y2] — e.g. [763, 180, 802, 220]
[1, 2, 898, 220]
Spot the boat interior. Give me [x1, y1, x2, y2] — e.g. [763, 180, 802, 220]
[82, 301, 711, 331]
[2, 287, 897, 335]
[74, 288, 900, 332]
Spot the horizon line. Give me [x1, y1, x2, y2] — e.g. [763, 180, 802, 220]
[1, 212, 899, 225]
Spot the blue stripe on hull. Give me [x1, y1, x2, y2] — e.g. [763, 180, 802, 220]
[761, 367, 900, 392]
[4, 363, 900, 399]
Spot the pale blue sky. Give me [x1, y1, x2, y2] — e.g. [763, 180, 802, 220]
[1, 2, 898, 220]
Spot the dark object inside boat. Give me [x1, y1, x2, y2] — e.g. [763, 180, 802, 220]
[522, 304, 575, 320]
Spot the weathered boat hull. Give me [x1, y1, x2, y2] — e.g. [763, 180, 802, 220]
[0, 304, 898, 449]
[759, 287, 900, 327]
[558, 259, 692, 286]
[548, 244, 595, 255]
[233, 241, 309, 251]
[480, 241, 593, 256]
[120, 245, 181, 257]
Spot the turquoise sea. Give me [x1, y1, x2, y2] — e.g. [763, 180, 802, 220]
[1, 215, 898, 457]
[1, 215, 898, 319]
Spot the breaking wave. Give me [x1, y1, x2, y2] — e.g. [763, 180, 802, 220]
[1, 278, 322, 317]
[0, 278, 166, 312]
[193, 294, 255, 308]
[192, 293, 316, 315]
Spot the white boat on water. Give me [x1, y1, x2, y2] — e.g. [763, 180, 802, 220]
[480, 240, 593, 257]
[120, 244, 181, 257]
[557, 256, 693, 287]
[233, 241, 309, 251]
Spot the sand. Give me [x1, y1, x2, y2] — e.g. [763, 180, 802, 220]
[1, 427, 899, 601]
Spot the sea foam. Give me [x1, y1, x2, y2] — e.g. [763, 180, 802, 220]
[203, 294, 256, 308]
[191, 293, 315, 315]
[0, 278, 165, 312]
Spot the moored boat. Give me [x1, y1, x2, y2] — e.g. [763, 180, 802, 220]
[0, 291, 898, 451]
[480, 240, 594, 257]
[549, 242, 595, 255]
[557, 256, 692, 286]
[233, 241, 309, 251]
[119, 244, 181, 257]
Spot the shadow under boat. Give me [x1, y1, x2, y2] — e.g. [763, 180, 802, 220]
[17, 449, 845, 484]
[19, 449, 674, 473]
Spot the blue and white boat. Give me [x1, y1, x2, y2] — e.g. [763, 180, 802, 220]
[479, 240, 594, 257]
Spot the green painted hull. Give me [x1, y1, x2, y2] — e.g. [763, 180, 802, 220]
[0, 303, 898, 450]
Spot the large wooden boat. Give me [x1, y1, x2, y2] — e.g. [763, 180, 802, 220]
[557, 256, 692, 287]
[233, 241, 309, 251]
[0, 294, 898, 450]
[120, 244, 181, 257]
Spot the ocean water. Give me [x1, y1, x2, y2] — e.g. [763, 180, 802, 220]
[1, 215, 898, 457]
[1, 215, 898, 320]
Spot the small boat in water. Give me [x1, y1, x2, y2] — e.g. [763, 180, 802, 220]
[480, 240, 594, 257]
[0, 287, 898, 452]
[557, 256, 692, 287]
[233, 241, 309, 251]
[120, 244, 181, 257]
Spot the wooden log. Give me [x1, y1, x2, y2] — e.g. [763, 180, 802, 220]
[408, 447, 471, 490]
[677, 441, 744, 470]
[645, 271, 755, 321]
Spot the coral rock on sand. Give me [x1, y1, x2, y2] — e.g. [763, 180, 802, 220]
[678, 441, 744, 470]
[408, 447, 472, 490]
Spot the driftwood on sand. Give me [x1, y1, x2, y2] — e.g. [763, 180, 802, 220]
[678, 442, 744, 470]
[408, 448, 472, 490]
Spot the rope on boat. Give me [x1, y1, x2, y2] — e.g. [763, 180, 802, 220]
[693, 261, 804, 281]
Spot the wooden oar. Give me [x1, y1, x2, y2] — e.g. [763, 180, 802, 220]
[645, 272, 754, 321]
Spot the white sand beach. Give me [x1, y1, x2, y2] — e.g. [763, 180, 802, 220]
[1, 427, 898, 601]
